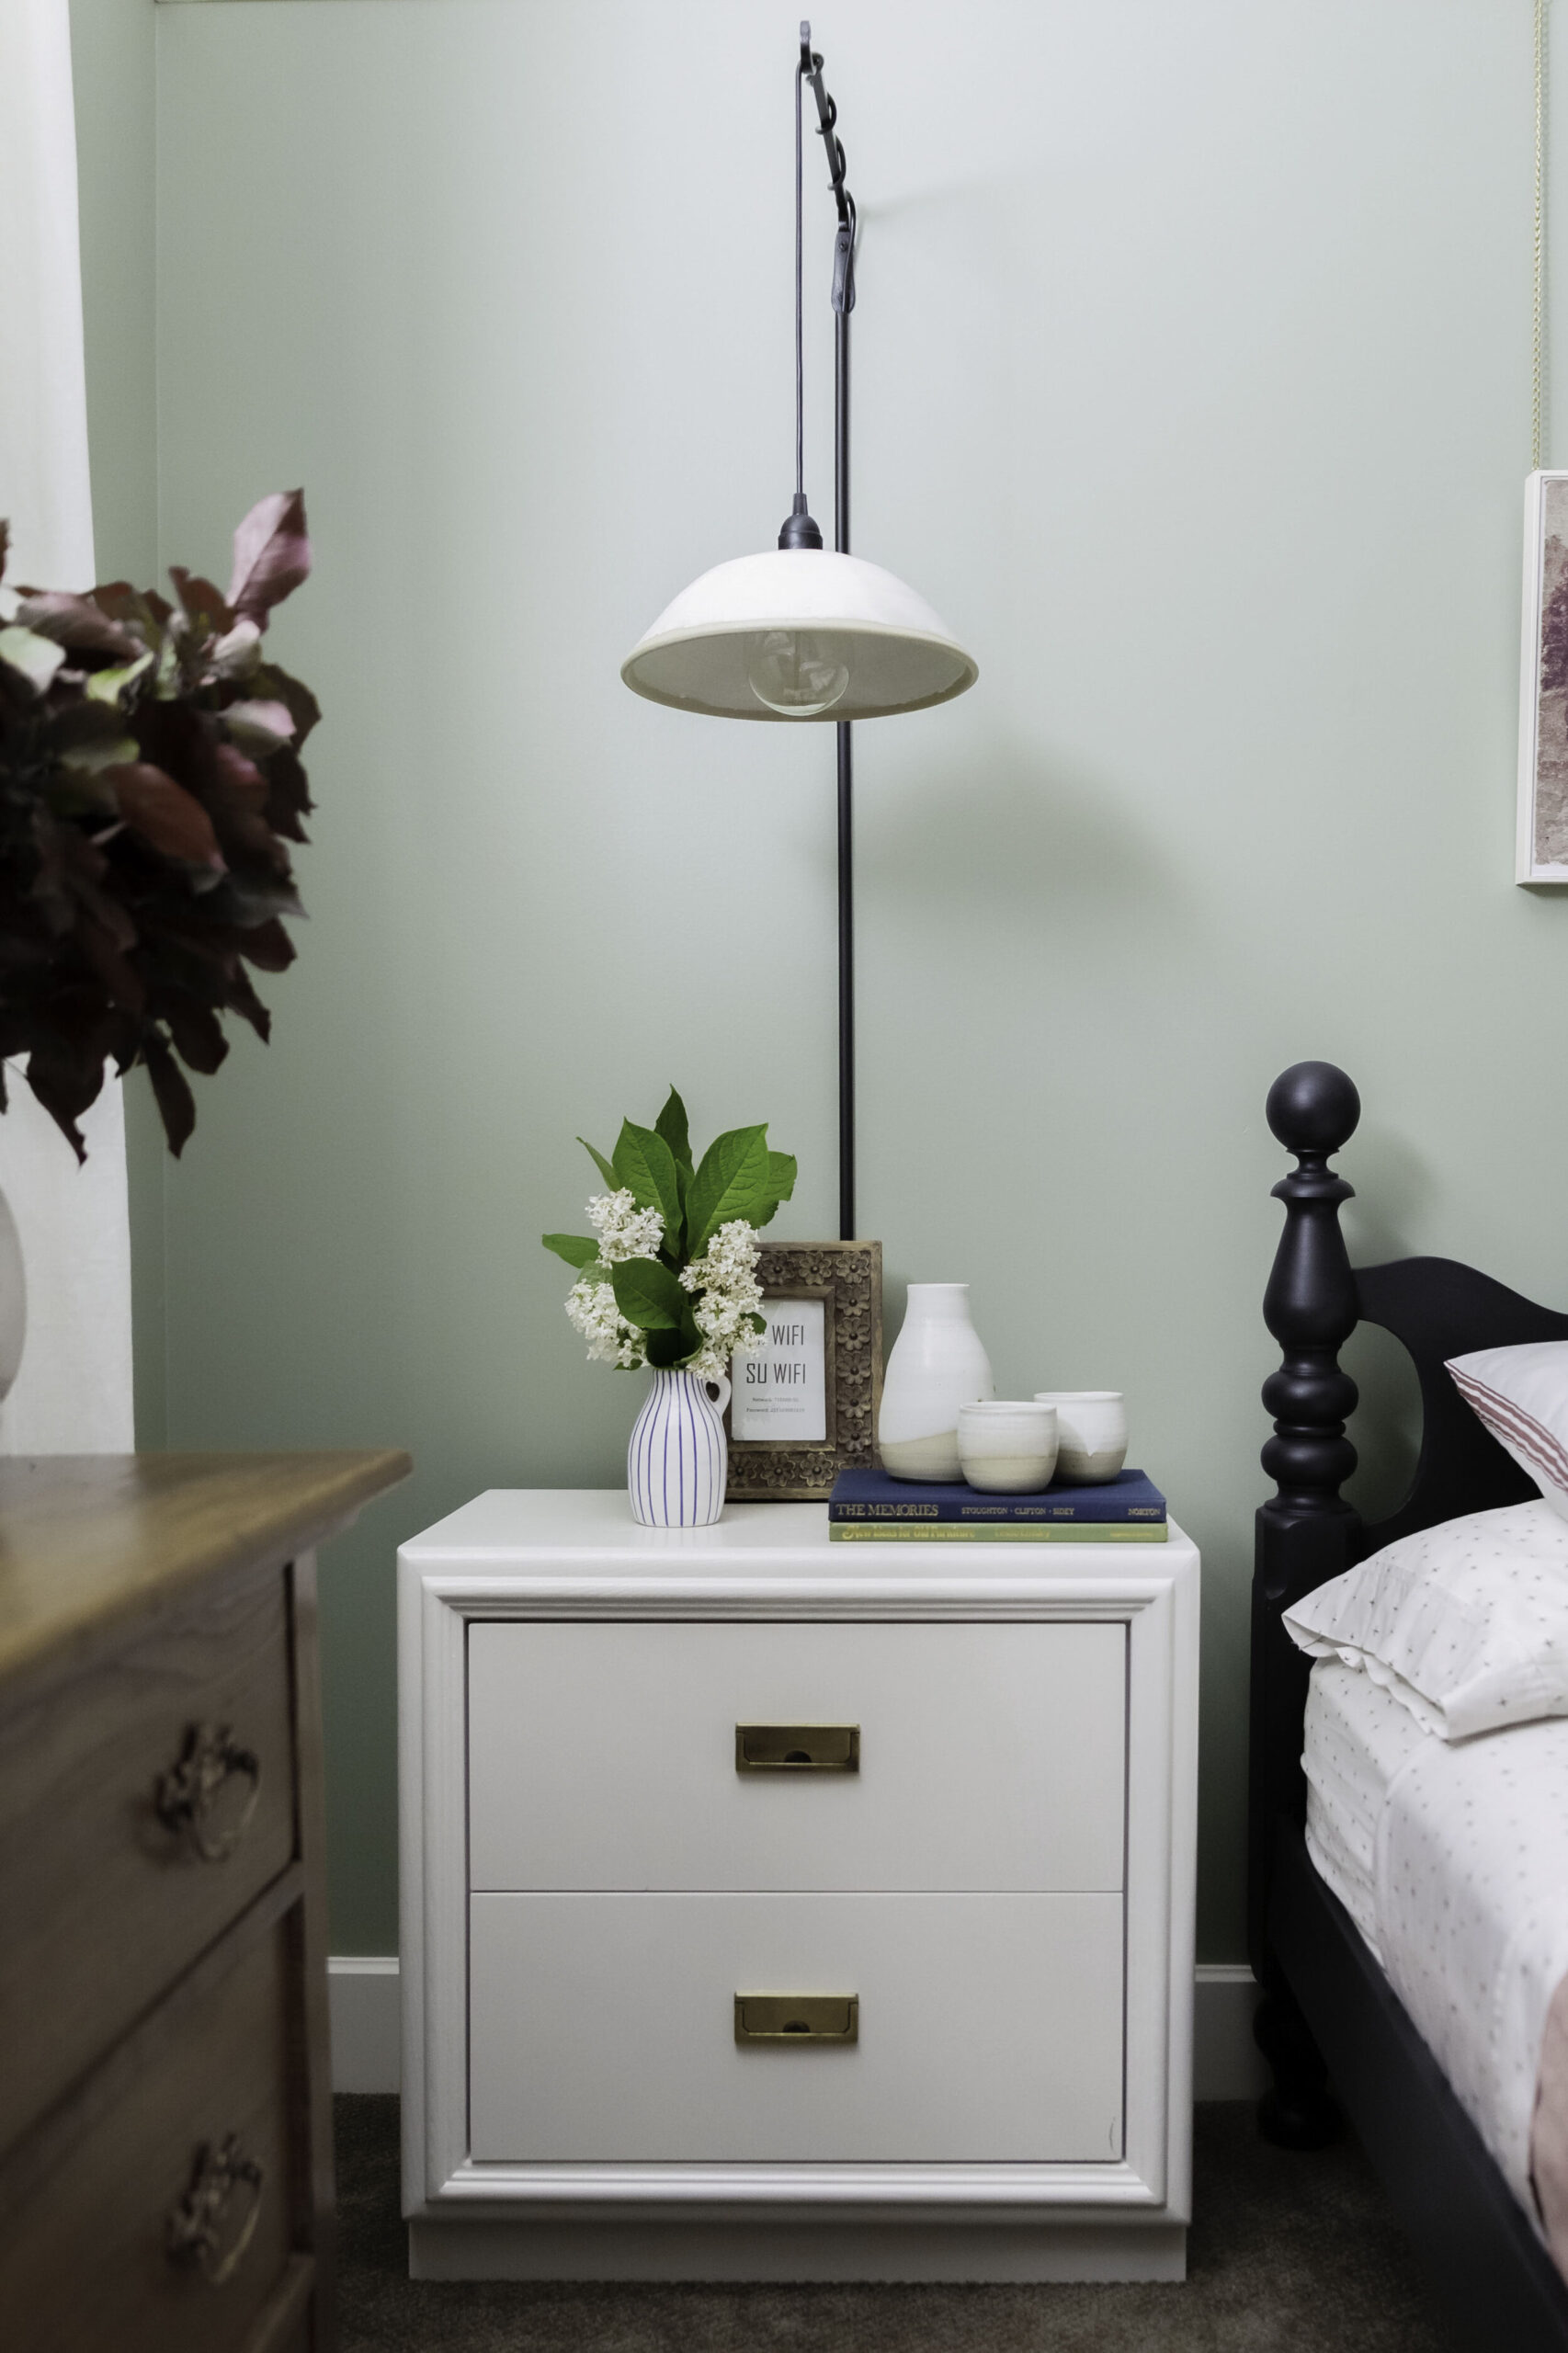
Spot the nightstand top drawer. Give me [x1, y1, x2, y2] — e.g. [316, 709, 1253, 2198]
[468, 1620, 1125, 1893]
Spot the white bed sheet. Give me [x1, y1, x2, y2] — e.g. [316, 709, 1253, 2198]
[1303, 1659, 1426, 1961]
[1303, 1657, 1568, 2213]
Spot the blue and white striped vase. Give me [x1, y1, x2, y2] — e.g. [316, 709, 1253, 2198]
[627, 1366, 732, 1527]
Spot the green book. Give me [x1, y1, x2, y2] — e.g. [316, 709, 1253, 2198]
[827, 1520, 1167, 1543]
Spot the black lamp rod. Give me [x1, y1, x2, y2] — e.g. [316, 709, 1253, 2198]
[797, 23, 858, 1242]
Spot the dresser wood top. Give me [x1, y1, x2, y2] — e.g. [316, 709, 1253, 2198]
[0, 1450, 410, 1681]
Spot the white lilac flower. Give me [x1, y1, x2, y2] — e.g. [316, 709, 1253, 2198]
[679, 1220, 767, 1381]
[585, 1188, 665, 1265]
[565, 1277, 647, 1370]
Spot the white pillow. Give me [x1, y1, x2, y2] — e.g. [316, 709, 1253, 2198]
[1283, 1501, 1568, 1739]
[1448, 1340, 1568, 1523]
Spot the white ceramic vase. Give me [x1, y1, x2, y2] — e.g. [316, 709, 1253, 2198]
[879, 1283, 994, 1482]
[627, 1367, 733, 1527]
[0, 1184, 26, 1405]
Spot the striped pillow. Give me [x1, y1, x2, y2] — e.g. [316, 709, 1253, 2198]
[1449, 1342, 1568, 1524]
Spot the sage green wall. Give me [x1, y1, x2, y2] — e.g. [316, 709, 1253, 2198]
[75, 0, 1568, 1957]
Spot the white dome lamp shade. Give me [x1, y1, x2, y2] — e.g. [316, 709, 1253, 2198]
[621, 548, 977, 722]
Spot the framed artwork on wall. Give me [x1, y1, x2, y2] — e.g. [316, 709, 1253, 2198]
[1517, 469, 1568, 882]
[725, 1241, 882, 1501]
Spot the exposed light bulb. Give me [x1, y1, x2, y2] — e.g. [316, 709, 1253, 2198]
[745, 628, 851, 716]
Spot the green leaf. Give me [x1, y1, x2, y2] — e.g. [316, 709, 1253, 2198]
[673, 1158, 690, 1260]
[685, 1123, 771, 1257]
[646, 1296, 703, 1370]
[578, 1136, 617, 1188]
[611, 1120, 681, 1234]
[0, 625, 64, 698]
[645, 1324, 689, 1369]
[610, 1256, 689, 1330]
[542, 1233, 600, 1269]
[766, 1151, 797, 1202]
[85, 650, 154, 706]
[654, 1086, 692, 1169]
[750, 1150, 798, 1229]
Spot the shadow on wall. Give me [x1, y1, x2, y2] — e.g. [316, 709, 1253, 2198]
[851, 732, 1191, 942]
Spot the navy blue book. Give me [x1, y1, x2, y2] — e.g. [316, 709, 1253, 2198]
[827, 1465, 1166, 1541]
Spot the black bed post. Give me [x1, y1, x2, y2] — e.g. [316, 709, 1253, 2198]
[1250, 1060, 1362, 2148]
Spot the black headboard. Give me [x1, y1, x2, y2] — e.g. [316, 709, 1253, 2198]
[1247, 1060, 1568, 1973]
[1356, 1256, 1568, 1549]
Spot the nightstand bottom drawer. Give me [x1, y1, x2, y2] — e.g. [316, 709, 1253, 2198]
[470, 1893, 1124, 2164]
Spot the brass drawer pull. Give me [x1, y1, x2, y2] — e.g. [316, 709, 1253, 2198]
[155, 1722, 262, 1863]
[165, 2133, 265, 2286]
[735, 1723, 859, 1773]
[734, 1994, 859, 2045]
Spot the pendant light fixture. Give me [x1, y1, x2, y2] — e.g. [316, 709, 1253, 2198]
[622, 25, 977, 1234]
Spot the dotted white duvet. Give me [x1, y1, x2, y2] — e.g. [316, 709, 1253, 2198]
[1304, 1657, 1568, 2222]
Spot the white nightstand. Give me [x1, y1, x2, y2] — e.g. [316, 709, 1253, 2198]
[398, 1491, 1199, 2282]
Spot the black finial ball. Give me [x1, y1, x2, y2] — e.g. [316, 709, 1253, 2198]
[1266, 1062, 1360, 1156]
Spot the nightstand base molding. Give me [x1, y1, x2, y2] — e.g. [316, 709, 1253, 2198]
[406, 2218, 1187, 2283]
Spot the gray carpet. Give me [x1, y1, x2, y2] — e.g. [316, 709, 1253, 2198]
[335, 2097, 1454, 2351]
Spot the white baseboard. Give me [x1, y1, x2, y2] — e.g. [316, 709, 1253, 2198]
[329, 1957, 1267, 2103]
[327, 1955, 401, 2092]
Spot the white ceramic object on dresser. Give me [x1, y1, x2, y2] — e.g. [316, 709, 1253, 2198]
[957, 1401, 1059, 1492]
[1035, 1392, 1128, 1483]
[878, 1283, 994, 1480]
[399, 1489, 1199, 2282]
[628, 1368, 731, 1526]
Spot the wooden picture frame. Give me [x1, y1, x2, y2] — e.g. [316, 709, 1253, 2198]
[1517, 469, 1568, 882]
[724, 1241, 882, 1501]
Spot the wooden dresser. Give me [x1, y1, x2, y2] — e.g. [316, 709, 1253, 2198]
[0, 1450, 408, 2353]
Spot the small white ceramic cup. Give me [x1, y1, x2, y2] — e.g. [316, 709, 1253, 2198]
[1032, 1391, 1127, 1482]
[957, 1400, 1058, 1493]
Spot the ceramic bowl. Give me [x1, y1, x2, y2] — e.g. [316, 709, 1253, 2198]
[957, 1400, 1058, 1493]
[1032, 1391, 1127, 1482]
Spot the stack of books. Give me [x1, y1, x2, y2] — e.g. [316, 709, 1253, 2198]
[827, 1465, 1167, 1541]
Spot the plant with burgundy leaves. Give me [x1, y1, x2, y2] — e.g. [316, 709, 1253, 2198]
[0, 491, 317, 1156]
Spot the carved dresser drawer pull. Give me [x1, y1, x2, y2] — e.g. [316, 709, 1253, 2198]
[154, 1722, 262, 1862]
[165, 2133, 265, 2286]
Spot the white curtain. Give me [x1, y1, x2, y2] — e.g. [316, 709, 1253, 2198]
[0, 0, 134, 1451]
